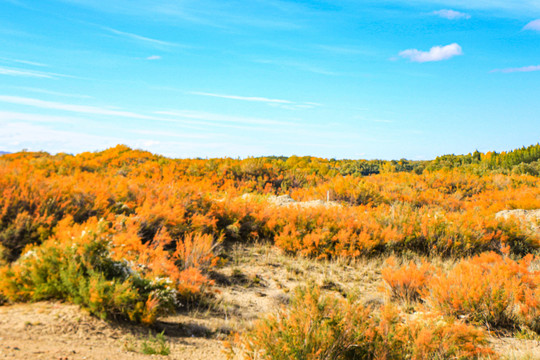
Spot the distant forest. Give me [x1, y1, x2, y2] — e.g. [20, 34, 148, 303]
[1, 143, 539, 178]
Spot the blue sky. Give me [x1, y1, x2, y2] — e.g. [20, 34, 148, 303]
[0, 0, 539, 159]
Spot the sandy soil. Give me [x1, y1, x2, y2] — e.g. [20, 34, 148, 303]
[2, 244, 540, 359]
[0, 244, 378, 360]
[0, 302, 226, 360]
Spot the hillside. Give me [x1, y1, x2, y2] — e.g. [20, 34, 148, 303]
[0, 144, 540, 359]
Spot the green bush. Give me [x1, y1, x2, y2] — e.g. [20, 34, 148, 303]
[141, 331, 171, 355]
[0, 219, 177, 324]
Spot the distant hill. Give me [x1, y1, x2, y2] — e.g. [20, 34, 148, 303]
[0, 151, 10, 155]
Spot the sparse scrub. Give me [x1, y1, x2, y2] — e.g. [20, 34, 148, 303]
[141, 331, 171, 355]
[381, 256, 434, 304]
[226, 285, 495, 360]
[0, 146, 539, 358]
[0, 218, 178, 323]
[420, 252, 540, 333]
[123, 331, 171, 355]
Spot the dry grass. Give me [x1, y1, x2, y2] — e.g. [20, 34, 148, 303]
[2, 243, 540, 359]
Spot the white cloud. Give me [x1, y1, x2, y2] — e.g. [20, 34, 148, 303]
[103, 27, 182, 48]
[190, 91, 293, 104]
[16, 87, 92, 99]
[156, 109, 289, 126]
[491, 65, 540, 73]
[0, 122, 124, 153]
[399, 43, 463, 63]
[0, 95, 154, 119]
[190, 91, 322, 110]
[524, 19, 540, 31]
[403, 0, 540, 15]
[12, 59, 48, 67]
[432, 9, 471, 19]
[255, 58, 338, 76]
[129, 129, 213, 139]
[0, 95, 300, 133]
[0, 111, 79, 124]
[0, 66, 64, 79]
[0, 57, 48, 67]
[0, 66, 51, 78]
[146, 55, 162, 60]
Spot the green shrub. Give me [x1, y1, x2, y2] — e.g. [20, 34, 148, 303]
[141, 331, 170, 355]
[0, 219, 177, 324]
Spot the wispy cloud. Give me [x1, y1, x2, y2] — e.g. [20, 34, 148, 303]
[190, 91, 293, 104]
[404, 0, 540, 15]
[103, 27, 182, 48]
[0, 67, 51, 78]
[12, 59, 48, 67]
[58, 0, 305, 31]
[255, 58, 338, 76]
[316, 45, 374, 56]
[0, 66, 72, 79]
[0, 57, 48, 67]
[524, 19, 540, 31]
[156, 109, 290, 126]
[0, 111, 79, 124]
[398, 43, 463, 63]
[189, 91, 322, 110]
[354, 115, 394, 124]
[491, 65, 540, 73]
[16, 87, 92, 99]
[0, 95, 301, 133]
[0, 95, 154, 119]
[146, 55, 162, 60]
[0, 122, 124, 153]
[432, 9, 471, 19]
[129, 129, 213, 139]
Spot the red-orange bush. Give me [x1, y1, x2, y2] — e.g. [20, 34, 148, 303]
[226, 286, 495, 360]
[382, 257, 434, 303]
[423, 252, 540, 331]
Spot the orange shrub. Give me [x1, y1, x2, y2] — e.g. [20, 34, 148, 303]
[227, 286, 495, 360]
[382, 257, 434, 304]
[2, 147, 539, 263]
[423, 252, 539, 330]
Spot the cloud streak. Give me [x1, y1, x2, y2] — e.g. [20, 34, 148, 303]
[156, 109, 290, 126]
[0, 57, 48, 67]
[432, 9, 471, 19]
[524, 19, 540, 31]
[491, 65, 540, 73]
[0, 95, 155, 119]
[0, 122, 125, 153]
[190, 91, 322, 110]
[255, 58, 338, 76]
[0, 66, 71, 79]
[16, 87, 93, 99]
[0, 111, 79, 124]
[190, 91, 293, 104]
[399, 43, 463, 63]
[0, 95, 299, 132]
[403, 0, 540, 15]
[103, 27, 182, 48]
[12, 59, 48, 67]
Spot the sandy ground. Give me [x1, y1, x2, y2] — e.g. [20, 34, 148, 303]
[0, 245, 380, 360]
[0, 302, 227, 360]
[2, 244, 540, 359]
